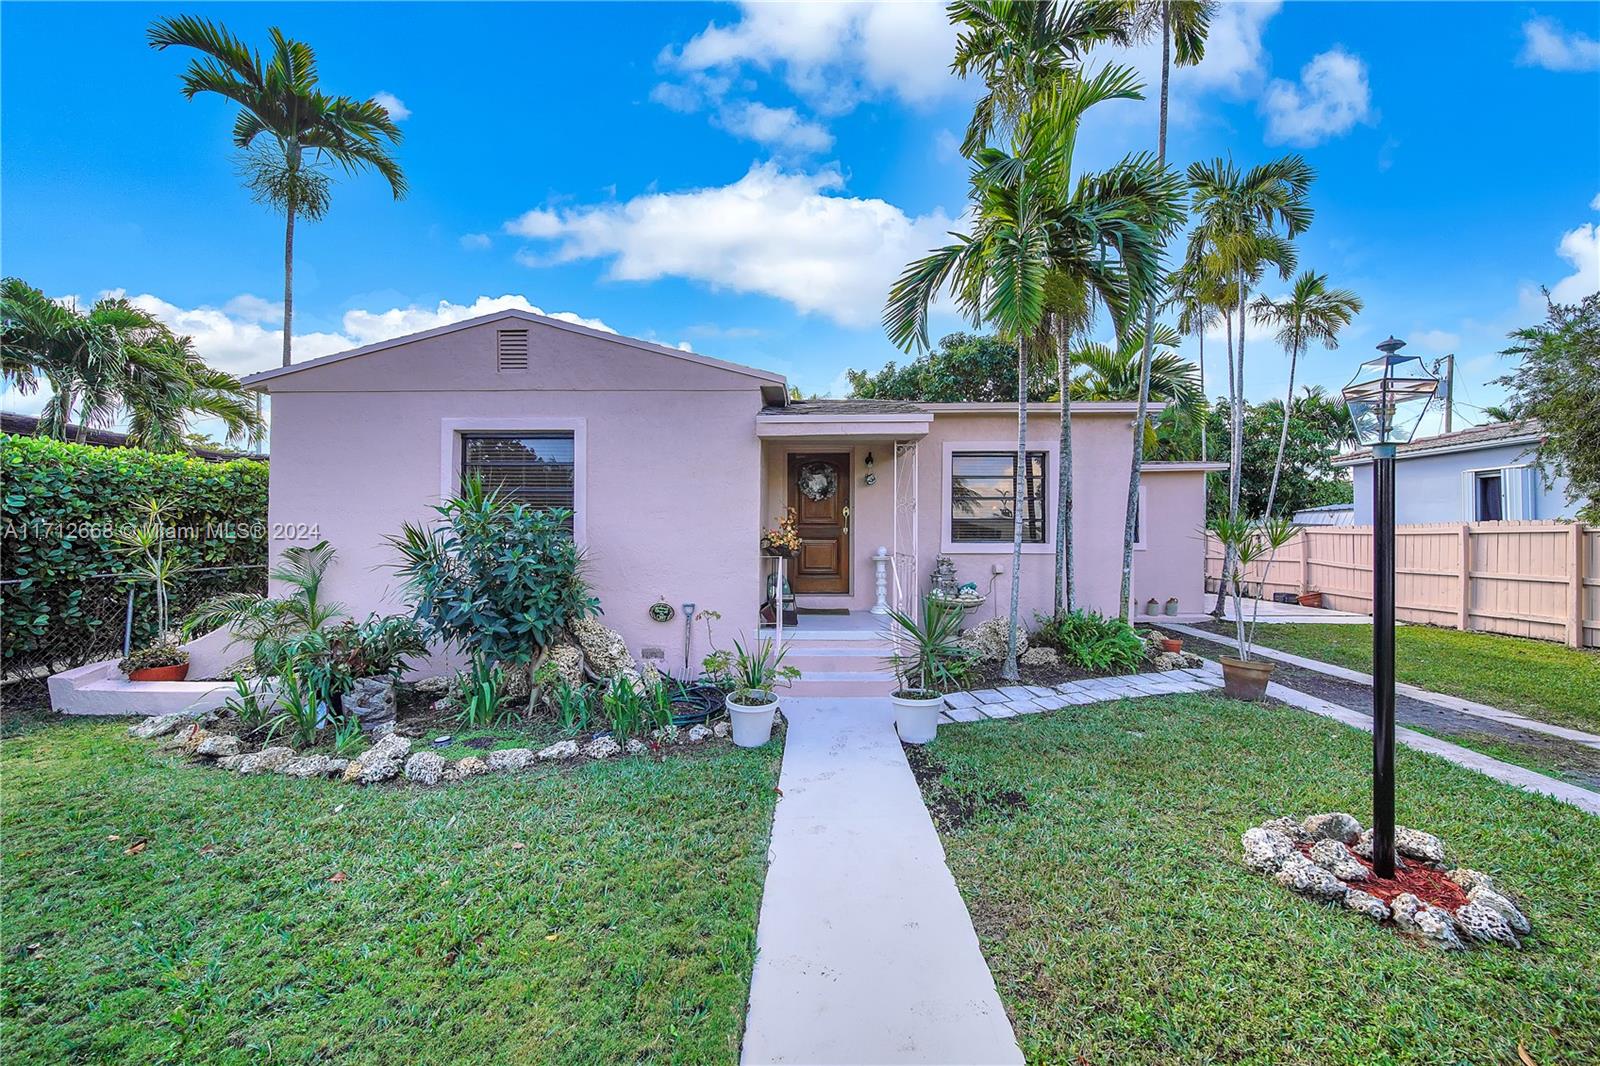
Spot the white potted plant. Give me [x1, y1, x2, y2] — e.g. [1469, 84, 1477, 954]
[723, 634, 799, 747]
[1210, 514, 1300, 700]
[885, 595, 969, 745]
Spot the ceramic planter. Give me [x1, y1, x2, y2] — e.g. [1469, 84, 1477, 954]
[893, 691, 943, 744]
[727, 690, 778, 747]
[1164, 600, 1180, 616]
[127, 663, 189, 682]
[1220, 657, 1274, 701]
[1144, 599, 1160, 616]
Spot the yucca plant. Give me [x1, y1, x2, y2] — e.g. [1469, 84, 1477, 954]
[726, 635, 800, 706]
[884, 596, 971, 697]
[1209, 513, 1300, 661]
[114, 497, 191, 642]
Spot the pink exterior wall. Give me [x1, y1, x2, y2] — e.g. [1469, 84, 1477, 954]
[757, 410, 1212, 622]
[257, 315, 1216, 677]
[262, 317, 768, 675]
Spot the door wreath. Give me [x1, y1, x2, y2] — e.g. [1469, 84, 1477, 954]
[797, 462, 839, 502]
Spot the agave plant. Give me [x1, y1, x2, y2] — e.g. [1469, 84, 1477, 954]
[884, 596, 972, 696]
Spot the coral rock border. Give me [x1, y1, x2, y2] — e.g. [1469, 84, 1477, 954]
[127, 709, 734, 788]
[1242, 812, 1531, 950]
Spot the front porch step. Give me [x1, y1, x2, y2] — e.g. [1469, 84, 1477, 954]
[786, 669, 898, 698]
[776, 625, 892, 643]
[785, 646, 893, 673]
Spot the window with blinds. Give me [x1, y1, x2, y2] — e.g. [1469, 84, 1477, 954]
[950, 451, 1047, 544]
[461, 432, 576, 524]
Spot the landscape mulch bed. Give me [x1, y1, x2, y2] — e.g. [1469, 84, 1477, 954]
[1292, 840, 1469, 910]
[903, 743, 1027, 831]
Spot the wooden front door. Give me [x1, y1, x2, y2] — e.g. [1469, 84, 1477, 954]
[787, 452, 851, 594]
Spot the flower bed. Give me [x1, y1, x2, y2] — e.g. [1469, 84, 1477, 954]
[1241, 812, 1531, 950]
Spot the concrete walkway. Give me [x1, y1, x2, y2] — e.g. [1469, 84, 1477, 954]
[742, 697, 1022, 1065]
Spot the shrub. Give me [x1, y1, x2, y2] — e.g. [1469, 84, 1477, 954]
[117, 643, 188, 674]
[1, 433, 266, 672]
[388, 476, 599, 709]
[1039, 609, 1146, 673]
[886, 596, 972, 695]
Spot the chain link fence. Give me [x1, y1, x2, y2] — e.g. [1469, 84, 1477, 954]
[1, 565, 265, 682]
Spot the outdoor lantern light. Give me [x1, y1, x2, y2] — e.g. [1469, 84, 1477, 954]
[1342, 336, 1438, 880]
[864, 451, 876, 486]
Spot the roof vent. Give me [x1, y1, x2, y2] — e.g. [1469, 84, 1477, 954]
[496, 329, 530, 372]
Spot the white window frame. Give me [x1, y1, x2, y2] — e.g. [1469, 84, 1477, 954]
[941, 440, 1056, 554]
[440, 417, 587, 547]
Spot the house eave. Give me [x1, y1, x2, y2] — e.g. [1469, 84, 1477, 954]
[240, 308, 787, 392]
[1332, 433, 1543, 468]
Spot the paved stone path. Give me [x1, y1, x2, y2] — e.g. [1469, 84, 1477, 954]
[742, 697, 1023, 1065]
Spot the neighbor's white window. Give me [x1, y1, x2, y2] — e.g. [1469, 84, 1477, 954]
[460, 432, 576, 525]
[1473, 470, 1504, 521]
[949, 451, 1048, 544]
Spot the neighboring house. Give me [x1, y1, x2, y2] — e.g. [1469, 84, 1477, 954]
[0, 412, 266, 462]
[1334, 420, 1584, 525]
[241, 309, 1216, 678]
[1291, 503, 1355, 527]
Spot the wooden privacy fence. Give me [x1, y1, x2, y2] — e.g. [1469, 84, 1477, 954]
[1204, 521, 1600, 649]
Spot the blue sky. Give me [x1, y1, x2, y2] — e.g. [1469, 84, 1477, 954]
[3, 1, 1597, 440]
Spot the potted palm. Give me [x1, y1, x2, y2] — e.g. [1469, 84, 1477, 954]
[1210, 515, 1300, 700]
[724, 634, 799, 747]
[885, 595, 969, 744]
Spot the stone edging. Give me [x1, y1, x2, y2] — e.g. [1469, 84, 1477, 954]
[127, 710, 733, 787]
[940, 668, 1220, 723]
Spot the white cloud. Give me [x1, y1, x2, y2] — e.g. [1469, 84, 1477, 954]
[1261, 47, 1373, 146]
[459, 232, 492, 251]
[933, 128, 962, 164]
[504, 208, 564, 239]
[503, 163, 958, 327]
[1518, 15, 1600, 72]
[714, 100, 834, 152]
[371, 91, 411, 121]
[1180, 0, 1282, 94]
[1410, 329, 1461, 354]
[663, 1, 958, 114]
[1549, 222, 1599, 304]
[649, 81, 703, 113]
[1591, 191, 1600, 211]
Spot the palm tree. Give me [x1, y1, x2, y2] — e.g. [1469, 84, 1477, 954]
[1115, 0, 1216, 621]
[886, 78, 1182, 679]
[1186, 155, 1313, 614]
[1250, 270, 1363, 516]
[1070, 325, 1200, 406]
[122, 330, 264, 451]
[148, 16, 406, 367]
[1, 277, 261, 449]
[949, 0, 1127, 154]
[1163, 258, 1228, 462]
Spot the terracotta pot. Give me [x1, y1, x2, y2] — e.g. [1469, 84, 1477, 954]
[1160, 637, 1182, 653]
[128, 663, 189, 683]
[1220, 657, 1273, 701]
[1297, 591, 1323, 609]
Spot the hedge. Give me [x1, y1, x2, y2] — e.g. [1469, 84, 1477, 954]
[1, 434, 269, 672]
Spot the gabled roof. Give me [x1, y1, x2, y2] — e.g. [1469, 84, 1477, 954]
[240, 308, 788, 393]
[1334, 419, 1543, 466]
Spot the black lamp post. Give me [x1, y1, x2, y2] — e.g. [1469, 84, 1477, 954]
[1341, 337, 1438, 878]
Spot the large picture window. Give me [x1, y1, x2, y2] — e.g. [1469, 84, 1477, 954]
[949, 451, 1047, 544]
[461, 432, 576, 522]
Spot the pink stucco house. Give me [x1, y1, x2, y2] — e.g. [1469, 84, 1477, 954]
[241, 308, 1215, 693]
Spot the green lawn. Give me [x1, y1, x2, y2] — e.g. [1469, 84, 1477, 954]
[1234, 623, 1600, 734]
[922, 694, 1600, 1064]
[0, 713, 781, 1064]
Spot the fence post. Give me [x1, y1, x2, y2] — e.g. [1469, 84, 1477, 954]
[122, 586, 136, 656]
[1457, 524, 1472, 633]
[1570, 523, 1586, 649]
[1299, 531, 1310, 596]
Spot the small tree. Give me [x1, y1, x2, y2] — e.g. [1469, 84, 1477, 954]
[115, 497, 190, 643]
[1495, 291, 1600, 523]
[1209, 514, 1298, 661]
[388, 476, 598, 711]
